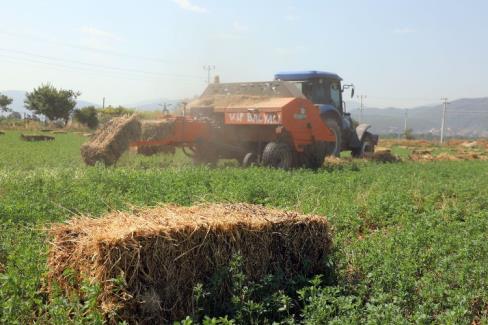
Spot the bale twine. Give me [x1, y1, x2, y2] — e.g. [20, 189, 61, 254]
[80, 115, 141, 166]
[48, 203, 332, 323]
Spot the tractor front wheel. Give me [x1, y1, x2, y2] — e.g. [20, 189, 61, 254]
[352, 133, 376, 158]
[261, 142, 293, 170]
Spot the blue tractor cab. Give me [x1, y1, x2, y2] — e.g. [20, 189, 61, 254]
[275, 70, 377, 157]
[275, 70, 349, 113]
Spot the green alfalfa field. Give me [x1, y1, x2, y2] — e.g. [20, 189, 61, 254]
[0, 130, 487, 324]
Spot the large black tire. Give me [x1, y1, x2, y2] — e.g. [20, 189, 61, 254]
[324, 119, 342, 157]
[352, 132, 376, 158]
[305, 141, 328, 169]
[261, 142, 293, 170]
[192, 142, 218, 166]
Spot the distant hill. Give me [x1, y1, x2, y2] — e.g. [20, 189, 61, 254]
[0, 90, 97, 115]
[350, 97, 488, 137]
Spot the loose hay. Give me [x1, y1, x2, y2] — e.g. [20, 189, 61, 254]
[81, 115, 141, 166]
[48, 203, 332, 323]
[188, 94, 274, 110]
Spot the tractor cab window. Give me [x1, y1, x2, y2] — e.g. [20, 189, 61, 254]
[330, 82, 341, 110]
[293, 78, 342, 109]
[300, 79, 327, 104]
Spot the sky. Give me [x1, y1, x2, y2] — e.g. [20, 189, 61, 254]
[1, 0, 488, 108]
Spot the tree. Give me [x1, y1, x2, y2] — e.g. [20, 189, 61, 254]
[24, 84, 80, 126]
[8, 111, 22, 120]
[0, 93, 13, 113]
[73, 106, 99, 129]
[404, 128, 415, 140]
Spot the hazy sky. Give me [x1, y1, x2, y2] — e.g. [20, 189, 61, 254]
[1, 0, 487, 108]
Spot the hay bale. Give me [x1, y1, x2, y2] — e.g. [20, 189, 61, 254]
[136, 120, 176, 156]
[435, 152, 460, 161]
[80, 115, 141, 166]
[461, 141, 478, 148]
[0, 131, 5, 135]
[48, 203, 331, 323]
[140, 120, 174, 141]
[409, 153, 434, 161]
[364, 148, 401, 163]
[20, 134, 55, 141]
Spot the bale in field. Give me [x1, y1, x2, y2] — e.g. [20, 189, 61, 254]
[80, 115, 141, 166]
[369, 149, 401, 163]
[0, 131, 5, 135]
[137, 120, 176, 156]
[20, 134, 55, 141]
[48, 203, 332, 323]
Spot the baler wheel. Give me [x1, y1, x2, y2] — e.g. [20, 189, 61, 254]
[262, 142, 293, 170]
[242, 152, 258, 167]
[305, 141, 328, 170]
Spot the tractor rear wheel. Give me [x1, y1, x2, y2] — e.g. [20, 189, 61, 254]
[261, 142, 293, 170]
[324, 119, 342, 157]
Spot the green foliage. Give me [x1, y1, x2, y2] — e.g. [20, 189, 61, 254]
[0, 133, 487, 323]
[404, 128, 415, 140]
[0, 93, 13, 113]
[7, 111, 21, 120]
[73, 106, 99, 129]
[24, 84, 79, 125]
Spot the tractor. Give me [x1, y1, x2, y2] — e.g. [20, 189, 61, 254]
[125, 70, 379, 169]
[274, 71, 378, 157]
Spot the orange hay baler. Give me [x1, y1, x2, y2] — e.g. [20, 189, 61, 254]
[131, 74, 375, 169]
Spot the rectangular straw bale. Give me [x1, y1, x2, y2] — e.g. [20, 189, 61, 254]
[48, 203, 332, 323]
[80, 114, 141, 166]
[137, 120, 176, 156]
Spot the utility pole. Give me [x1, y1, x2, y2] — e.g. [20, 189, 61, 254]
[403, 109, 408, 138]
[203, 65, 216, 84]
[102, 97, 105, 109]
[357, 95, 367, 123]
[440, 97, 449, 144]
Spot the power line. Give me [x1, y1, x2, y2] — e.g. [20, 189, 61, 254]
[0, 48, 204, 80]
[357, 95, 367, 123]
[0, 29, 171, 63]
[203, 65, 215, 84]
